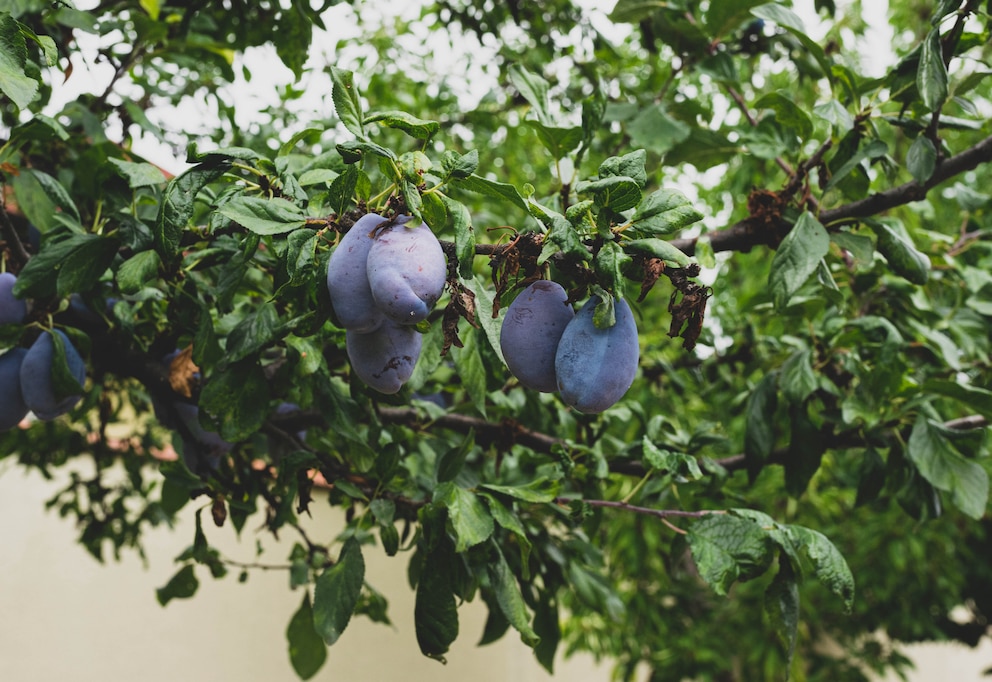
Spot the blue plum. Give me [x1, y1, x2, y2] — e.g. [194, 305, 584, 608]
[326, 213, 388, 332]
[19, 329, 86, 420]
[366, 220, 446, 325]
[0, 348, 29, 430]
[346, 320, 423, 394]
[555, 296, 639, 414]
[500, 280, 575, 392]
[0, 272, 27, 325]
[173, 401, 231, 472]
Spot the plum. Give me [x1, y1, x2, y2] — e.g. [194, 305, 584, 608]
[326, 213, 389, 332]
[0, 272, 27, 326]
[366, 220, 446, 325]
[19, 329, 86, 420]
[0, 348, 30, 430]
[500, 280, 575, 392]
[173, 401, 231, 472]
[555, 296, 639, 413]
[346, 320, 423, 394]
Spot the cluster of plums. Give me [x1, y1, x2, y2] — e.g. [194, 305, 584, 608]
[500, 280, 639, 413]
[0, 272, 87, 430]
[326, 213, 447, 394]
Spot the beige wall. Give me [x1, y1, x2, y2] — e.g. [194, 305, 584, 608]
[0, 464, 612, 682]
[2, 463, 990, 681]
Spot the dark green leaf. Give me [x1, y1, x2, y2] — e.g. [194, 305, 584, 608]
[768, 212, 830, 309]
[440, 194, 475, 279]
[608, 0, 666, 24]
[156, 564, 198, 606]
[116, 249, 162, 294]
[216, 195, 307, 235]
[330, 66, 364, 139]
[312, 537, 365, 646]
[623, 238, 694, 267]
[783, 525, 855, 611]
[705, 0, 769, 39]
[0, 13, 36, 109]
[415, 549, 459, 661]
[456, 174, 527, 210]
[24, 168, 80, 223]
[764, 558, 799, 663]
[687, 514, 774, 595]
[489, 547, 540, 646]
[48, 329, 84, 399]
[917, 28, 948, 113]
[527, 121, 583, 160]
[508, 64, 552, 126]
[440, 149, 479, 180]
[14, 234, 114, 299]
[867, 219, 930, 285]
[745, 372, 778, 477]
[199, 360, 271, 441]
[751, 4, 832, 79]
[825, 139, 887, 191]
[435, 430, 475, 483]
[598, 149, 647, 186]
[922, 379, 992, 418]
[907, 415, 989, 520]
[286, 593, 327, 680]
[108, 158, 167, 188]
[754, 92, 814, 139]
[780, 348, 817, 404]
[365, 110, 440, 140]
[630, 188, 703, 236]
[156, 163, 229, 259]
[434, 481, 494, 552]
[907, 135, 937, 183]
[481, 477, 559, 503]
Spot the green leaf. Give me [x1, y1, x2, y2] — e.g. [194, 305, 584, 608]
[481, 477, 559, 503]
[907, 415, 989, 520]
[754, 92, 814, 139]
[764, 558, 799, 663]
[751, 4, 832, 80]
[922, 379, 992, 418]
[330, 67, 364, 139]
[780, 348, 817, 404]
[224, 301, 280, 364]
[47, 329, 84, 399]
[116, 249, 162, 295]
[312, 537, 365, 646]
[216, 195, 307, 235]
[576, 175, 641, 212]
[782, 525, 855, 612]
[461, 275, 505, 364]
[825, 138, 888, 191]
[14, 234, 119, 299]
[630, 188, 703, 236]
[489, 547, 540, 646]
[452, 327, 487, 417]
[274, 5, 311, 79]
[917, 28, 948, 113]
[434, 481, 494, 552]
[439, 194, 475, 279]
[286, 593, 328, 680]
[594, 241, 630, 296]
[456, 174, 527, 210]
[156, 163, 229, 259]
[626, 104, 691, 156]
[642, 438, 703, 480]
[768, 212, 830, 309]
[0, 13, 37, 109]
[624, 238, 694, 267]
[108, 158, 167, 188]
[24, 168, 80, 223]
[508, 64, 552, 126]
[415, 548, 459, 661]
[199, 360, 271, 441]
[705, 0, 769, 39]
[687, 514, 774, 595]
[526, 121, 583, 160]
[285, 228, 319, 285]
[745, 373, 778, 476]
[867, 219, 930, 285]
[365, 110, 440, 140]
[598, 149, 647, 186]
[441, 149, 479, 180]
[435, 430, 475, 483]
[608, 0, 666, 23]
[907, 135, 937, 183]
[530, 201, 588, 263]
[156, 564, 198, 606]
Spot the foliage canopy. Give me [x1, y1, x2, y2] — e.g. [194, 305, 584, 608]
[2, 0, 992, 680]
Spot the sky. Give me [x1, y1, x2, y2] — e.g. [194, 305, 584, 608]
[40, 0, 895, 175]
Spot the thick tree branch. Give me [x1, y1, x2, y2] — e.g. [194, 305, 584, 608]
[671, 132, 992, 256]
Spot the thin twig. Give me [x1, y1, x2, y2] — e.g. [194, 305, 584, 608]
[556, 496, 726, 520]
